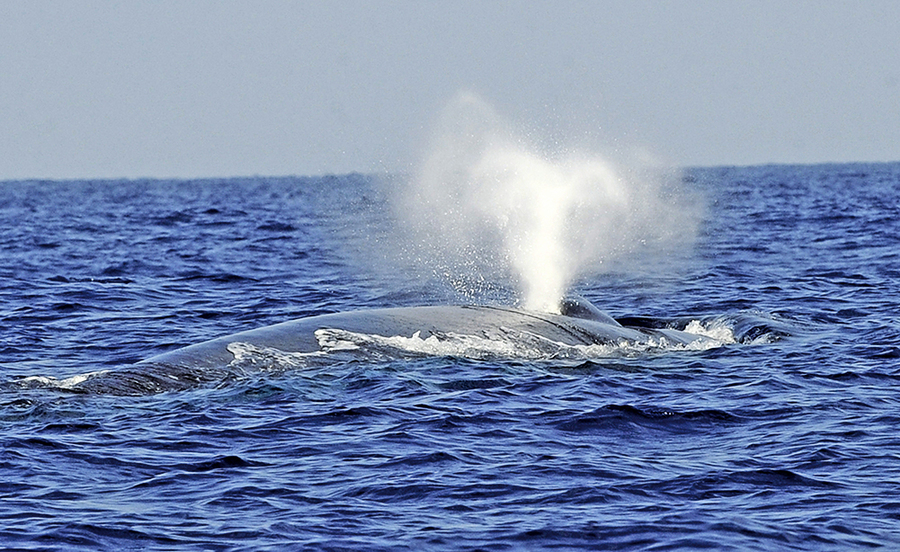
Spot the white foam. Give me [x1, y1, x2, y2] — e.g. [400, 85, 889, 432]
[683, 319, 738, 344]
[315, 327, 592, 360]
[314, 326, 725, 361]
[17, 370, 109, 390]
[225, 341, 322, 370]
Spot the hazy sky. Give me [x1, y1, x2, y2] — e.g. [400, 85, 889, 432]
[2, 1, 898, 179]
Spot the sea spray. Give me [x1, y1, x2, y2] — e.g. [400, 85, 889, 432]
[393, 92, 700, 311]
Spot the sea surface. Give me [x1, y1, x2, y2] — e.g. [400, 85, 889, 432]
[2, 163, 900, 550]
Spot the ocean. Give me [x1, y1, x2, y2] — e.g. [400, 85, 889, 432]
[2, 162, 899, 550]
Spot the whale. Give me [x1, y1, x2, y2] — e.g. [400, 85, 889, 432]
[143, 297, 713, 366]
[18, 296, 718, 395]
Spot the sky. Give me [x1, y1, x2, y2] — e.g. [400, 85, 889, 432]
[1, 0, 898, 180]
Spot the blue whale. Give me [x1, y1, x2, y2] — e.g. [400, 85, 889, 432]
[143, 298, 713, 368]
[21, 297, 718, 395]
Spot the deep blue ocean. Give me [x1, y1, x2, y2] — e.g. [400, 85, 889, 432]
[2, 162, 900, 550]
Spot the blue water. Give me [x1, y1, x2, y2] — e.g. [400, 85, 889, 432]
[2, 164, 900, 550]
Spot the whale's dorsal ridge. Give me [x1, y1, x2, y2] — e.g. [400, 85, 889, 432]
[558, 294, 622, 326]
